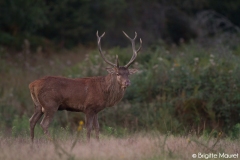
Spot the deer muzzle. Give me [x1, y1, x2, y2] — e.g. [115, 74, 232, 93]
[122, 80, 131, 89]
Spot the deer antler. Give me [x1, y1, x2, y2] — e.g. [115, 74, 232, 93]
[123, 31, 142, 68]
[96, 31, 119, 67]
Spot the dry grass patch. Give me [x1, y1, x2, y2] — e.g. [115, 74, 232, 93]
[0, 134, 239, 160]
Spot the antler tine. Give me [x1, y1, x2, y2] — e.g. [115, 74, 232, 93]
[96, 31, 116, 67]
[136, 38, 142, 53]
[115, 55, 119, 67]
[123, 31, 142, 68]
[123, 31, 137, 40]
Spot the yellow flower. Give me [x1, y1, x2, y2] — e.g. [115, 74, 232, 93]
[79, 120, 84, 126]
[77, 120, 84, 132]
[173, 60, 180, 67]
[174, 63, 180, 67]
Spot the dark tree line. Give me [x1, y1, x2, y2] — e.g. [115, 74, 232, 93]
[0, 0, 240, 49]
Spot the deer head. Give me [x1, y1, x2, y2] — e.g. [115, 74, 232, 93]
[96, 31, 142, 89]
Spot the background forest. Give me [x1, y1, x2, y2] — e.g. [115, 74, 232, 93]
[1, 0, 240, 140]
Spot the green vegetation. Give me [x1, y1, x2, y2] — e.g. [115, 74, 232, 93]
[1, 34, 240, 139]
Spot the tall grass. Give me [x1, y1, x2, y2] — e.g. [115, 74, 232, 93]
[0, 133, 239, 160]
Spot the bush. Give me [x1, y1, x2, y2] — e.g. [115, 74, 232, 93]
[65, 40, 240, 135]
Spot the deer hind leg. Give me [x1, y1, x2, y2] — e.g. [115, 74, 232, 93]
[85, 113, 95, 142]
[37, 96, 59, 141]
[93, 114, 100, 141]
[29, 93, 44, 142]
[29, 105, 43, 142]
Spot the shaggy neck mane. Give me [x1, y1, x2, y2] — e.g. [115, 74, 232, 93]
[102, 74, 125, 107]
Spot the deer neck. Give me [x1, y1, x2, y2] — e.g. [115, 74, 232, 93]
[103, 74, 125, 107]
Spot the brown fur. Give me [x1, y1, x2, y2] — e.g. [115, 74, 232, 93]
[29, 67, 134, 142]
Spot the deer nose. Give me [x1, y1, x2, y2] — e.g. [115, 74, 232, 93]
[125, 80, 131, 87]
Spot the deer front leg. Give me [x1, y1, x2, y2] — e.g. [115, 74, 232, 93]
[40, 110, 56, 141]
[93, 114, 100, 141]
[85, 112, 95, 142]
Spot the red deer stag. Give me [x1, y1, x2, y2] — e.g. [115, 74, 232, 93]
[29, 31, 142, 142]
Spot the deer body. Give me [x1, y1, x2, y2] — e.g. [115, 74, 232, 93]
[29, 31, 142, 142]
[30, 74, 125, 113]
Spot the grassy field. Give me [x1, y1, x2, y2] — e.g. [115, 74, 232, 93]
[1, 36, 240, 159]
[0, 133, 239, 160]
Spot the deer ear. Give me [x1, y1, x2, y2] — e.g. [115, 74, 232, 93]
[129, 69, 138, 75]
[106, 68, 116, 74]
